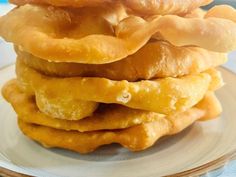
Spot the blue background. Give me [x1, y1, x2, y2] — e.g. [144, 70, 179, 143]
[0, 0, 7, 3]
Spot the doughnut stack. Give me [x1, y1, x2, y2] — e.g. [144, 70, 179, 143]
[0, 0, 235, 153]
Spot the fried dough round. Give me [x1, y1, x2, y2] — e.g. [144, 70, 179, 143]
[16, 59, 223, 118]
[17, 105, 207, 153]
[16, 41, 227, 81]
[1, 5, 236, 64]
[2, 79, 165, 131]
[123, 0, 212, 15]
[9, 0, 112, 7]
[196, 92, 222, 121]
[152, 15, 236, 53]
[17, 119, 170, 153]
[3, 80, 221, 132]
[9, 0, 212, 16]
[35, 90, 99, 120]
[205, 5, 236, 23]
[185, 8, 206, 18]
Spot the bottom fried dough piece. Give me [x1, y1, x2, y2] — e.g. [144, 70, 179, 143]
[16, 96, 221, 153]
[18, 106, 205, 153]
[18, 101, 217, 153]
[18, 118, 171, 153]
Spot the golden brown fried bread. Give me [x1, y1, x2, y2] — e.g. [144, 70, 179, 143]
[123, 0, 212, 15]
[16, 41, 227, 81]
[17, 106, 205, 153]
[3, 80, 221, 132]
[16, 59, 223, 117]
[9, 0, 112, 7]
[185, 8, 206, 18]
[17, 118, 171, 153]
[196, 92, 222, 121]
[152, 15, 236, 52]
[1, 5, 236, 64]
[205, 5, 236, 22]
[10, 0, 212, 15]
[2, 80, 165, 131]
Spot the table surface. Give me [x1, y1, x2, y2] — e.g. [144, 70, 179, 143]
[1, 2, 236, 177]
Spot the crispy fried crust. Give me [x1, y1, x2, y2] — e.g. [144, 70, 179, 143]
[17, 118, 171, 153]
[16, 59, 223, 118]
[16, 41, 227, 81]
[1, 5, 236, 64]
[2, 80, 222, 132]
[9, 0, 212, 15]
[17, 102, 214, 153]
[2, 80, 165, 131]
[9, 0, 112, 8]
[205, 5, 236, 23]
[185, 8, 206, 18]
[196, 92, 222, 121]
[123, 0, 212, 15]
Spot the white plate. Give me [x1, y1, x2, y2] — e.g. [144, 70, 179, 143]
[0, 65, 236, 177]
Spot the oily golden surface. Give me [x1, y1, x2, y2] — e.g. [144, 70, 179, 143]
[3, 80, 221, 132]
[205, 5, 236, 22]
[196, 92, 222, 121]
[16, 59, 223, 117]
[17, 41, 227, 81]
[10, 0, 212, 15]
[185, 8, 206, 18]
[123, 0, 212, 15]
[153, 15, 236, 53]
[9, 0, 112, 7]
[18, 118, 171, 153]
[1, 5, 236, 64]
[34, 90, 99, 120]
[17, 100, 216, 153]
[2, 79, 164, 131]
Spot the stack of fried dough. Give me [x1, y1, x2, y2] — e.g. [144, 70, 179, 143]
[1, 0, 236, 153]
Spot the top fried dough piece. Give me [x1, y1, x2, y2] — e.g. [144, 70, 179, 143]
[10, 0, 212, 15]
[1, 5, 236, 64]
